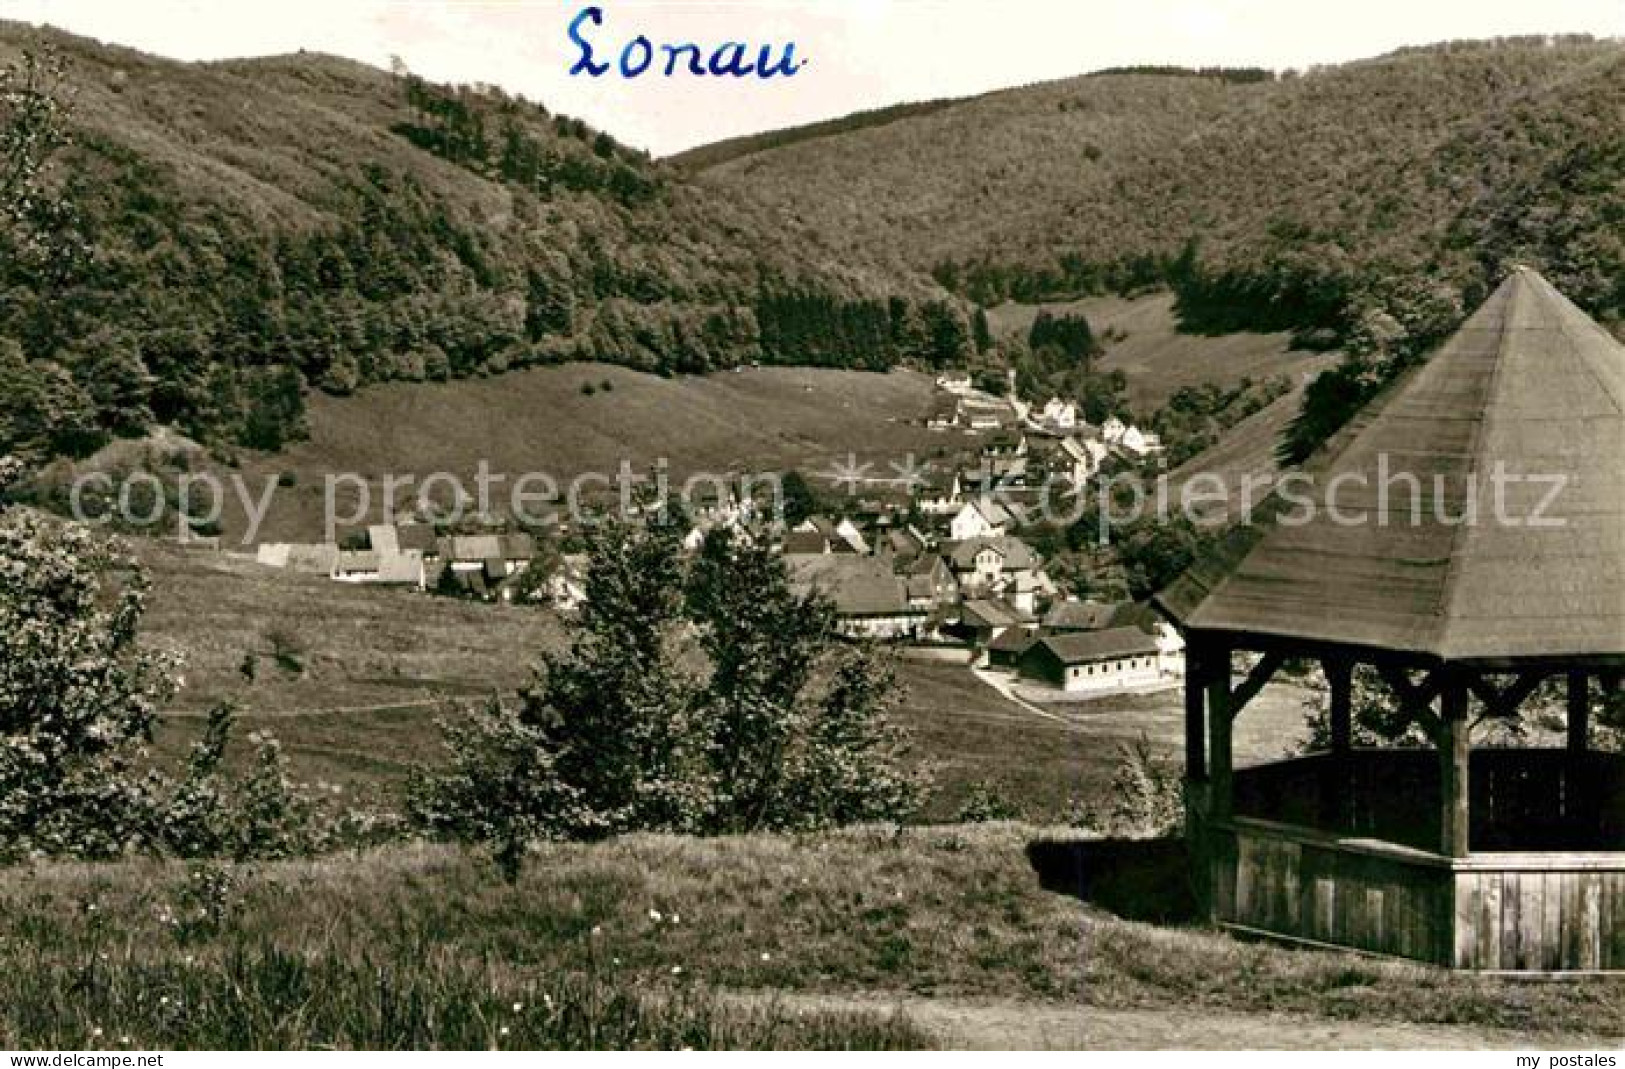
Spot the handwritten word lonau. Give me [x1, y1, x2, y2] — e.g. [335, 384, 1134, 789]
[567, 6, 806, 79]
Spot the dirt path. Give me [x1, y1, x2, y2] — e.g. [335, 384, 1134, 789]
[750, 991, 1610, 1050]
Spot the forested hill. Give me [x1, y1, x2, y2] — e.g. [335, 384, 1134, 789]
[695, 39, 1625, 357]
[0, 25, 969, 458]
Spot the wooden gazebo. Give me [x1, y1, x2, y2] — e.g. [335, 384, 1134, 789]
[1155, 268, 1624, 973]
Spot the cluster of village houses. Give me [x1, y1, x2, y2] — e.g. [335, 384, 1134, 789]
[250, 376, 1180, 697]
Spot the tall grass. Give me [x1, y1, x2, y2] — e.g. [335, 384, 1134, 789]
[0, 827, 1617, 1048]
[1, 939, 927, 1050]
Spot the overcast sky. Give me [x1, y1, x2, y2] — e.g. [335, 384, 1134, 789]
[5, 0, 1622, 156]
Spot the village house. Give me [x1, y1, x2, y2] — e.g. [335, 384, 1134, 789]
[946, 536, 1041, 597]
[1015, 627, 1163, 694]
[334, 549, 380, 582]
[961, 402, 1006, 431]
[446, 533, 534, 578]
[1043, 599, 1120, 632]
[1101, 415, 1163, 459]
[935, 371, 972, 393]
[788, 515, 869, 555]
[951, 597, 1032, 649]
[925, 396, 961, 430]
[903, 554, 958, 611]
[1044, 598, 1186, 676]
[1040, 398, 1078, 431]
[873, 524, 928, 565]
[913, 468, 962, 515]
[785, 555, 926, 640]
[986, 625, 1041, 670]
[1058, 436, 1109, 486]
[981, 429, 1028, 458]
[948, 496, 1015, 541]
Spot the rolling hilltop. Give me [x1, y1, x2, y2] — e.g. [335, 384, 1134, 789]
[695, 39, 1625, 349]
[0, 24, 970, 459]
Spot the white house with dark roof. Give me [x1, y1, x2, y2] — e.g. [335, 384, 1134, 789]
[949, 497, 1015, 541]
[1016, 627, 1163, 694]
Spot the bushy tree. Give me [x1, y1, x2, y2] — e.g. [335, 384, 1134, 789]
[519, 509, 702, 838]
[1098, 734, 1183, 836]
[0, 43, 81, 274]
[781, 643, 924, 828]
[413, 512, 927, 872]
[0, 340, 102, 459]
[0, 459, 309, 861]
[408, 699, 585, 880]
[1110, 515, 1222, 601]
[160, 703, 310, 860]
[780, 469, 819, 526]
[0, 458, 177, 858]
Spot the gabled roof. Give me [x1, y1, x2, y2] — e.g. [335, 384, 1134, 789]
[907, 553, 950, 577]
[1156, 269, 1625, 666]
[336, 550, 380, 573]
[285, 543, 339, 575]
[905, 573, 940, 600]
[786, 555, 917, 617]
[1031, 627, 1160, 665]
[988, 625, 1041, 654]
[959, 496, 1015, 527]
[782, 530, 830, 555]
[1044, 600, 1119, 631]
[497, 532, 535, 560]
[376, 550, 424, 585]
[395, 524, 438, 553]
[947, 536, 1038, 571]
[959, 598, 1029, 630]
[449, 534, 503, 562]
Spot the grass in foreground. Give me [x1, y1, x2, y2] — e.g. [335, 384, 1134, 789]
[0, 825, 1617, 1049]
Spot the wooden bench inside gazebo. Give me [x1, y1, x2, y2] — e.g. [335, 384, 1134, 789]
[1155, 268, 1624, 973]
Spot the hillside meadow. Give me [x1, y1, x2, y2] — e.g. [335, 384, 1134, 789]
[2, 826, 1618, 1049]
[184, 364, 941, 543]
[987, 290, 1340, 413]
[135, 538, 1311, 825]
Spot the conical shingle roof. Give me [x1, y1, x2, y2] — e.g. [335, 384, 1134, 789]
[1156, 268, 1624, 666]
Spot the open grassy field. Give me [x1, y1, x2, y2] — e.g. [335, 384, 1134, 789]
[986, 291, 1337, 415]
[136, 541, 1089, 819]
[3, 826, 1616, 1049]
[138, 541, 1316, 823]
[137, 541, 1090, 818]
[209, 364, 942, 544]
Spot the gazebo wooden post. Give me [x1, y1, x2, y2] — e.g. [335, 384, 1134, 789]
[1206, 642, 1233, 824]
[1438, 671, 1471, 858]
[1322, 655, 1354, 828]
[1327, 657, 1353, 754]
[1182, 640, 1211, 919]
[1184, 643, 1207, 783]
[1566, 670, 1590, 753]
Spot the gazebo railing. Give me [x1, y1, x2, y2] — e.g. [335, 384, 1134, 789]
[1232, 749, 1625, 854]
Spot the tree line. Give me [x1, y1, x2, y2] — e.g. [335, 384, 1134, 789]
[0, 42, 972, 463]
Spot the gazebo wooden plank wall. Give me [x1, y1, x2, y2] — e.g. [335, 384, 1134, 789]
[1155, 269, 1625, 973]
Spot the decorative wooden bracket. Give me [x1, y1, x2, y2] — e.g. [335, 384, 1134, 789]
[1226, 651, 1285, 723]
[1375, 665, 1445, 742]
[1465, 670, 1551, 722]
